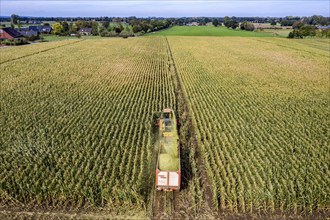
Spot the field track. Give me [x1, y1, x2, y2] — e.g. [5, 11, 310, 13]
[254, 38, 330, 57]
[152, 191, 176, 219]
[151, 37, 181, 219]
[165, 36, 215, 214]
[151, 37, 216, 219]
[0, 40, 83, 64]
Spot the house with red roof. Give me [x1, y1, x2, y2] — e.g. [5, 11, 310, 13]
[0, 27, 23, 40]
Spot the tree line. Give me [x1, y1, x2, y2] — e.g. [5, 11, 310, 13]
[49, 19, 172, 37]
[286, 16, 330, 38]
[211, 15, 330, 38]
[2, 14, 329, 38]
[3, 15, 329, 28]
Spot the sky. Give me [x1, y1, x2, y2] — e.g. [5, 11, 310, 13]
[1, 0, 329, 18]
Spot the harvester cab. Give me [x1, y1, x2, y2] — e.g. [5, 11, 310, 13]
[160, 108, 173, 133]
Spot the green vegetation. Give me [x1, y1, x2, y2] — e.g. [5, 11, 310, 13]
[151, 26, 273, 37]
[158, 117, 179, 171]
[51, 22, 64, 35]
[41, 35, 75, 41]
[160, 138, 178, 158]
[159, 154, 179, 171]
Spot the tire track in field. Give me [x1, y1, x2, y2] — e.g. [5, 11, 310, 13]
[0, 40, 84, 65]
[151, 37, 182, 219]
[152, 191, 176, 220]
[253, 38, 329, 58]
[163, 36, 217, 218]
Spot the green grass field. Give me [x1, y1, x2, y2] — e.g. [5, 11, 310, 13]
[150, 26, 273, 37]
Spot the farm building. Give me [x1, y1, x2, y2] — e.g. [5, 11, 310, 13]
[18, 27, 29, 32]
[316, 25, 330, 30]
[78, 28, 92, 35]
[0, 27, 23, 40]
[29, 26, 52, 34]
[19, 30, 39, 38]
[186, 22, 199, 26]
[28, 20, 41, 24]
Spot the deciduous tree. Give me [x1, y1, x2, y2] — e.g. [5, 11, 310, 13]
[224, 16, 230, 28]
[10, 14, 19, 28]
[92, 22, 99, 35]
[102, 21, 110, 29]
[52, 22, 64, 35]
[240, 21, 255, 31]
[212, 19, 219, 27]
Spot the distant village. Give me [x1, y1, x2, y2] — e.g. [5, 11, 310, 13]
[1, 14, 329, 45]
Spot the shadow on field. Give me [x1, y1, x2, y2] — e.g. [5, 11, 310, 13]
[176, 112, 193, 191]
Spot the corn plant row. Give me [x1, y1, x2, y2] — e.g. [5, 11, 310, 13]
[0, 37, 175, 209]
[0, 40, 82, 64]
[168, 37, 330, 213]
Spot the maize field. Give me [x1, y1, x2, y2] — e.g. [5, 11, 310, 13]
[1, 37, 177, 211]
[0, 36, 329, 218]
[169, 36, 330, 214]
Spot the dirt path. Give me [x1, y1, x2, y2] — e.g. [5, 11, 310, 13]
[152, 191, 177, 220]
[165, 36, 215, 213]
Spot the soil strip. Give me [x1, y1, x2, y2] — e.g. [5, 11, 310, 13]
[165, 36, 217, 217]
